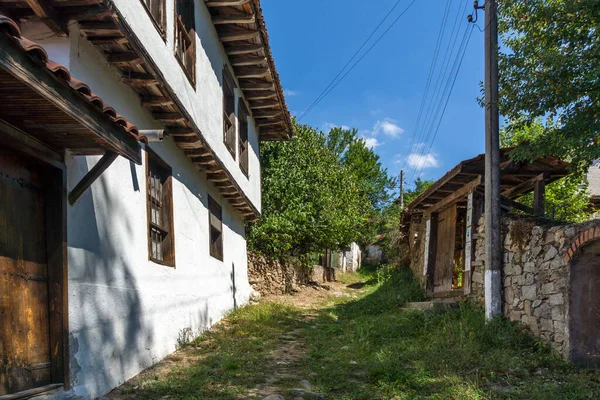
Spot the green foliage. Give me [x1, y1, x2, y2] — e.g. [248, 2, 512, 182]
[248, 120, 394, 257]
[498, 0, 600, 170]
[501, 120, 593, 223]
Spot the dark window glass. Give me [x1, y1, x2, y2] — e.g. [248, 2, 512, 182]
[209, 196, 223, 261]
[147, 151, 175, 266]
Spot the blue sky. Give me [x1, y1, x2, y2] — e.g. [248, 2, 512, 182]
[261, 0, 486, 191]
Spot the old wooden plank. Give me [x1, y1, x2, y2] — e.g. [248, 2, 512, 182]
[224, 44, 263, 55]
[501, 173, 545, 199]
[219, 28, 260, 42]
[205, 0, 250, 7]
[424, 175, 482, 216]
[212, 13, 254, 24]
[141, 96, 173, 107]
[533, 178, 546, 217]
[234, 66, 269, 78]
[0, 120, 64, 170]
[24, 0, 64, 34]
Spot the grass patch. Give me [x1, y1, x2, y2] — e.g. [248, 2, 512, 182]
[113, 266, 599, 400]
[116, 302, 303, 399]
[299, 267, 600, 399]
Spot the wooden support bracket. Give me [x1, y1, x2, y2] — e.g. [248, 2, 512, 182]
[68, 152, 118, 205]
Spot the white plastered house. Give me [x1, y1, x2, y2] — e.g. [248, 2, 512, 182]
[0, 1, 291, 398]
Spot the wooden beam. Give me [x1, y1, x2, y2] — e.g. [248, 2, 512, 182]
[87, 36, 128, 46]
[500, 195, 534, 214]
[205, 0, 251, 6]
[152, 112, 186, 122]
[225, 44, 264, 55]
[408, 164, 465, 210]
[230, 56, 266, 67]
[0, 34, 141, 163]
[249, 100, 279, 109]
[255, 119, 285, 127]
[424, 175, 482, 216]
[501, 173, 545, 199]
[219, 28, 260, 42]
[0, 119, 64, 170]
[239, 80, 273, 90]
[533, 178, 546, 216]
[121, 72, 158, 86]
[234, 66, 269, 78]
[68, 152, 118, 205]
[253, 110, 282, 118]
[212, 13, 255, 24]
[166, 126, 195, 136]
[141, 96, 174, 107]
[79, 21, 120, 36]
[107, 52, 143, 66]
[25, 0, 64, 34]
[244, 91, 277, 101]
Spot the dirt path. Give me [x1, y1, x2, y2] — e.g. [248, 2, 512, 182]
[106, 279, 368, 400]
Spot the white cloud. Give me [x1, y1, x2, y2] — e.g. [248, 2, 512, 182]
[284, 89, 299, 97]
[406, 153, 440, 169]
[361, 137, 381, 149]
[373, 119, 404, 137]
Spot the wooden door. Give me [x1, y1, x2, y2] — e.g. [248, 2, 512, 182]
[433, 205, 457, 292]
[0, 149, 53, 395]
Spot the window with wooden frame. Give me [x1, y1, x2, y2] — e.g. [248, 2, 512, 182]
[146, 150, 175, 266]
[175, 0, 196, 85]
[141, 0, 166, 37]
[223, 67, 237, 158]
[238, 98, 249, 176]
[208, 196, 223, 261]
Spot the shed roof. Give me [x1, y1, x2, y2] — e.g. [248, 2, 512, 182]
[0, 13, 144, 163]
[406, 149, 571, 214]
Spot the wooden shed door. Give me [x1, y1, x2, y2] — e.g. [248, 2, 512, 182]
[0, 150, 52, 395]
[433, 205, 457, 292]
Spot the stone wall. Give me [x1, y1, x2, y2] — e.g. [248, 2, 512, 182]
[471, 215, 600, 356]
[247, 252, 311, 295]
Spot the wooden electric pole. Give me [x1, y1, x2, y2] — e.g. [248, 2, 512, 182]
[484, 0, 502, 320]
[399, 170, 405, 210]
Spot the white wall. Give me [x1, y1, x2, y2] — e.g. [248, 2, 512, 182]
[21, 20, 253, 400]
[109, 0, 262, 212]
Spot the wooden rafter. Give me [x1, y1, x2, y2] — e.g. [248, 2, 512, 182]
[205, 0, 251, 6]
[225, 44, 264, 55]
[24, 0, 65, 34]
[212, 13, 255, 24]
[219, 28, 260, 42]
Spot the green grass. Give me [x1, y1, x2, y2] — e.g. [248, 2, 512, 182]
[299, 267, 599, 399]
[114, 267, 600, 400]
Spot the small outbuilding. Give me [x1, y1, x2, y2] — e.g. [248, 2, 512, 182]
[403, 149, 571, 297]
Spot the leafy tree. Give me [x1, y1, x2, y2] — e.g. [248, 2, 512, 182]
[501, 120, 593, 222]
[498, 0, 600, 170]
[248, 121, 390, 257]
[325, 127, 396, 245]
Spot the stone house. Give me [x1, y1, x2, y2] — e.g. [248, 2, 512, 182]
[403, 150, 600, 366]
[0, 1, 291, 398]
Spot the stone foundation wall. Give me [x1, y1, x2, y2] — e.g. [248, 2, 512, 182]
[471, 216, 600, 356]
[247, 252, 311, 295]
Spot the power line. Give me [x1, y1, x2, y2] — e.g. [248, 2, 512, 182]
[400, 0, 455, 171]
[299, 0, 418, 121]
[297, 0, 405, 122]
[399, 0, 470, 173]
[408, 24, 475, 182]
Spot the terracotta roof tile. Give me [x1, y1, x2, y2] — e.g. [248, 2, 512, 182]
[0, 13, 147, 144]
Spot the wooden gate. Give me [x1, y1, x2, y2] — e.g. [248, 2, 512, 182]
[433, 205, 457, 292]
[0, 149, 54, 395]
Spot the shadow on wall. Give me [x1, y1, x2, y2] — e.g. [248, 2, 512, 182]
[67, 156, 215, 399]
[68, 156, 147, 398]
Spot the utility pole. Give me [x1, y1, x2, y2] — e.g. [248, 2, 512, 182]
[483, 0, 502, 320]
[399, 170, 405, 210]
